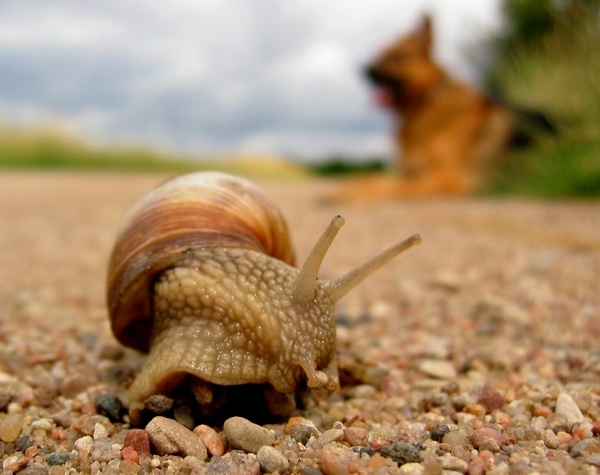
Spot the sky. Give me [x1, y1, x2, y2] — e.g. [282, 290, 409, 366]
[0, 0, 504, 162]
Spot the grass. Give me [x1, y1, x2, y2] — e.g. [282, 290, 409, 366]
[0, 128, 310, 179]
[481, 0, 600, 198]
[488, 140, 600, 198]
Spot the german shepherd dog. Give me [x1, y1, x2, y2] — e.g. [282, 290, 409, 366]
[330, 15, 515, 200]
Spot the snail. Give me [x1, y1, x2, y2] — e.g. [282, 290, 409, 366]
[107, 172, 420, 411]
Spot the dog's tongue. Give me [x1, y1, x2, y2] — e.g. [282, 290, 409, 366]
[374, 87, 395, 108]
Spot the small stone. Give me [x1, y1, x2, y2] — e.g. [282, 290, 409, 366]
[47, 452, 71, 466]
[193, 424, 227, 456]
[555, 393, 584, 424]
[121, 445, 140, 464]
[479, 438, 501, 453]
[93, 422, 109, 439]
[2, 455, 29, 472]
[71, 414, 96, 436]
[317, 428, 345, 447]
[0, 413, 24, 442]
[59, 374, 93, 398]
[74, 435, 94, 450]
[257, 445, 289, 473]
[320, 446, 359, 475]
[31, 418, 54, 431]
[380, 442, 423, 465]
[418, 360, 456, 379]
[571, 439, 600, 466]
[95, 392, 124, 421]
[207, 451, 260, 475]
[344, 426, 368, 447]
[470, 427, 506, 450]
[13, 464, 49, 475]
[146, 416, 207, 459]
[223, 416, 275, 454]
[124, 428, 151, 457]
[438, 455, 468, 473]
[120, 459, 140, 475]
[15, 434, 34, 451]
[285, 416, 320, 445]
[430, 423, 450, 442]
[91, 440, 120, 462]
[432, 270, 462, 292]
[442, 430, 467, 448]
[398, 462, 425, 475]
[542, 429, 560, 449]
[352, 446, 375, 456]
[144, 394, 174, 415]
[477, 384, 505, 413]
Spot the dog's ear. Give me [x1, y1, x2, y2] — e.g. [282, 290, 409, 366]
[417, 14, 433, 50]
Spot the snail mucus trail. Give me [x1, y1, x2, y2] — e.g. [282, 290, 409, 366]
[107, 172, 421, 417]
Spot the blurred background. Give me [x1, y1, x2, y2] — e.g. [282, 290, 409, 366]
[0, 0, 598, 196]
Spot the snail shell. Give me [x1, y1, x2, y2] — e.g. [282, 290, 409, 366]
[107, 172, 420, 404]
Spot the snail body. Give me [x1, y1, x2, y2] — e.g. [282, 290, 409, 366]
[107, 172, 420, 406]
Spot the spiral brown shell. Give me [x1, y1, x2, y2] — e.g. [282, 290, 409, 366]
[107, 172, 295, 353]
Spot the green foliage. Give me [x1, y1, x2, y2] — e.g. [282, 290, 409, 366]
[0, 129, 201, 172]
[308, 156, 388, 176]
[481, 0, 600, 197]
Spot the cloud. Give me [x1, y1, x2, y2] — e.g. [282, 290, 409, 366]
[0, 0, 502, 159]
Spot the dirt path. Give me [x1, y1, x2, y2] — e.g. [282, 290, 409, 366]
[0, 171, 599, 474]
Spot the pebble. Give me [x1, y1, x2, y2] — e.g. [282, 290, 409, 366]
[418, 360, 457, 379]
[380, 442, 423, 465]
[430, 423, 450, 442]
[223, 416, 275, 454]
[352, 446, 375, 456]
[13, 464, 49, 475]
[59, 373, 93, 398]
[206, 451, 260, 475]
[93, 422, 109, 439]
[317, 428, 345, 447]
[146, 416, 207, 460]
[74, 435, 94, 451]
[257, 445, 289, 473]
[15, 434, 33, 451]
[0, 413, 24, 442]
[121, 445, 140, 464]
[2, 455, 29, 472]
[398, 462, 425, 474]
[285, 416, 320, 445]
[320, 446, 359, 475]
[193, 424, 228, 456]
[95, 392, 124, 421]
[571, 438, 600, 466]
[344, 426, 368, 447]
[144, 394, 174, 415]
[470, 427, 506, 450]
[31, 418, 54, 431]
[438, 455, 469, 473]
[555, 392, 584, 423]
[47, 452, 71, 466]
[477, 384, 505, 412]
[123, 428, 151, 458]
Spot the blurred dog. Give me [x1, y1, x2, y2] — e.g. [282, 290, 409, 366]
[332, 15, 514, 200]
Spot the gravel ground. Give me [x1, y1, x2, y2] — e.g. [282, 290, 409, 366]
[0, 171, 599, 475]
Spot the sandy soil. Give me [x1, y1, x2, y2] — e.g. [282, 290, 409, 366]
[0, 171, 599, 474]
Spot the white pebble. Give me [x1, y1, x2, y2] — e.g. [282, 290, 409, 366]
[555, 393, 584, 424]
[75, 435, 94, 450]
[31, 418, 54, 431]
[93, 422, 109, 439]
[418, 359, 457, 379]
